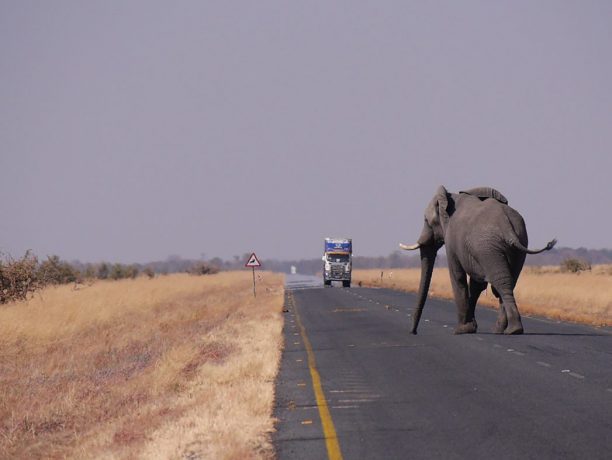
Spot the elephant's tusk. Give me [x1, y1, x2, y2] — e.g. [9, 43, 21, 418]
[399, 243, 420, 251]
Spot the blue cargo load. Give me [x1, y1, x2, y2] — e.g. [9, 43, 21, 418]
[324, 238, 352, 253]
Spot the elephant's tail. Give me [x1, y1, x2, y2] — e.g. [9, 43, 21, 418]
[510, 238, 557, 255]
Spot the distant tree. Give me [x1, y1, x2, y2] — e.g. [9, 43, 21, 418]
[121, 264, 138, 279]
[209, 257, 223, 270]
[97, 263, 109, 280]
[388, 251, 403, 268]
[110, 263, 126, 280]
[38, 255, 78, 284]
[82, 264, 96, 280]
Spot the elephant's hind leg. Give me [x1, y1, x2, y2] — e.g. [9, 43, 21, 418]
[491, 287, 508, 334]
[487, 258, 523, 335]
[489, 277, 523, 335]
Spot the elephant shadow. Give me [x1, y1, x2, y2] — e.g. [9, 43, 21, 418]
[477, 331, 610, 337]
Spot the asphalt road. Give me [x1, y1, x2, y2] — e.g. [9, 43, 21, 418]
[274, 275, 612, 460]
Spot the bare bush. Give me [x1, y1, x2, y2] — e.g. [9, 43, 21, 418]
[1, 251, 169, 304]
[0, 251, 41, 303]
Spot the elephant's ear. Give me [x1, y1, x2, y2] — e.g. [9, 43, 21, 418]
[460, 187, 508, 205]
[435, 185, 450, 232]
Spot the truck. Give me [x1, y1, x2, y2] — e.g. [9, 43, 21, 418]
[322, 237, 352, 287]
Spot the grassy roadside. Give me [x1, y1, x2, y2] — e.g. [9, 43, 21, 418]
[353, 266, 612, 327]
[0, 271, 284, 459]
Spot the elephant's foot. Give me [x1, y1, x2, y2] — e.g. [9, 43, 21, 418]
[454, 322, 477, 334]
[493, 319, 508, 334]
[504, 323, 524, 335]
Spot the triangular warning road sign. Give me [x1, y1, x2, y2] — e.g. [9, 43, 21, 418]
[245, 252, 262, 268]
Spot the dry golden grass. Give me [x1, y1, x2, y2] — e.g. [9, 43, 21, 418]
[353, 265, 612, 327]
[0, 271, 285, 459]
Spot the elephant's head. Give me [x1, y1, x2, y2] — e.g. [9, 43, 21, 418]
[400, 185, 452, 334]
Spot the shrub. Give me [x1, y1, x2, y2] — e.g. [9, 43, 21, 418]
[143, 267, 155, 279]
[560, 258, 591, 273]
[38, 255, 79, 285]
[188, 262, 219, 276]
[106, 263, 140, 280]
[0, 251, 41, 303]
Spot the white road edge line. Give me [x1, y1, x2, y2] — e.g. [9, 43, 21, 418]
[338, 399, 376, 403]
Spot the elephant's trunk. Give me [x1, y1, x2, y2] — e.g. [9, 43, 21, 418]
[411, 246, 437, 334]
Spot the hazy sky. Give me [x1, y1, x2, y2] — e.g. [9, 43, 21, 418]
[2, 1, 611, 263]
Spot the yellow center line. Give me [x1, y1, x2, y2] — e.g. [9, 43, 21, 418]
[291, 293, 343, 460]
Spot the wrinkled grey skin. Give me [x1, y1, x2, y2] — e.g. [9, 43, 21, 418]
[401, 186, 556, 335]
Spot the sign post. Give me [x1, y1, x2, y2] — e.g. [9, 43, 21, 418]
[244, 252, 262, 297]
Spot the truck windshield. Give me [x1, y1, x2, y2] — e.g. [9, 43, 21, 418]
[327, 254, 349, 263]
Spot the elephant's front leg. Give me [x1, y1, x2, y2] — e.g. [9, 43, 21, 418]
[449, 267, 476, 334]
[467, 278, 487, 327]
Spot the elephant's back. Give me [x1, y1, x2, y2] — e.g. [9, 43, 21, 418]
[463, 199, 528, 247]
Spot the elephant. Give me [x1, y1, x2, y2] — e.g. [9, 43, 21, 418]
[400, 186, 556, 335]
